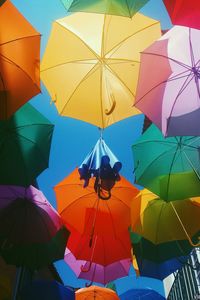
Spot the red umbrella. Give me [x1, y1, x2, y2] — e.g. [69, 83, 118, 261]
[163, 0, 200, 30]
[67, 221, 132, 266]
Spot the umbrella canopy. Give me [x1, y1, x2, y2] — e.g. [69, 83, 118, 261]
[132, 251, 189, 280]
[0, 185, 70, 269]
[135, 26, 200, 136]
[21, 280, 75, 300]
[0, 103, 54, 186]
[0, 0, 40, 119]
[131, 192, 200, 246]
[66, 216, 132, 266]
[41, 12, 161, 128]
[55, 168, 139, 235]
[120, 289, 165, 300]
[130, 232, 195, 264]
[76, 286, 120, 299]
[64, 247, 131, 285]
[132, 125, 200, 201]
[78, 137, 122, 193]
[163, 0, 200, 30]
[62, 0, 150, 18]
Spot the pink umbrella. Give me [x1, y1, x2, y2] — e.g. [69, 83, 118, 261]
[64, 248, 131, 285]
[135, 26, 200, 136]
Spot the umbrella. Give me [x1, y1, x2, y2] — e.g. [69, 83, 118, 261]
[0, 0, 40, 119]
[131, 191, 200, 247]
[61, 0, 150, 18]
[0, 185, 70, 269]
[55, 168, 138, 235]
[131, 249, 189, 280]
[135, 26, 200, 136]
[20, 280, 75, 300]
[130, 231, 196, 264]
[64, 247, 131, 285]
[0, 103, 54, 186]
[120, 289, 165, 300]
[163, 0, 200, 30]
[41, 12, 161, 128]
[66, 216, 132, 266]
[75, 286, 120, 299]
[78, 137, 122, 195]
[132, 124, 200, 200]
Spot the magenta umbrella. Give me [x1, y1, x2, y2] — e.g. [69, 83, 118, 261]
[135, 26, 200, 136]
[64, 248, 131, 285]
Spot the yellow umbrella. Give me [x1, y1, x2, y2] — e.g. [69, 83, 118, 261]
[131, 189, 200, 247]
[41, 12, 161, 128]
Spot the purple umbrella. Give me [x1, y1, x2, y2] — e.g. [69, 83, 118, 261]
[135, 26, 200, 136]
[0, 185, 63, 246]
[64, 248, 131, 285]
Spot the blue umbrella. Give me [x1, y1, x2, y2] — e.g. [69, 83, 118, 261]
[20, 280, 75, 300]
[78, 137, 122, 199]
[120, 288, 165, 300]
[136, 255, 189, 280]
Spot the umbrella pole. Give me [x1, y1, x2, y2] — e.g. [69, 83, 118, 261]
[12, 266, 25, 300]
[170, 202, 200, 247]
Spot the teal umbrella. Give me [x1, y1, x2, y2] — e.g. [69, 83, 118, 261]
[132, 124, 200, 200]
[61, 0, 149, 17]
[0, 103, 54, 186]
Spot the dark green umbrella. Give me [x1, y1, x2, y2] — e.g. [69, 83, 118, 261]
[0, 103, 54, 186]
[132, 124, 200, 201]
[1, 227, 69, 270]
[61, 0, 149, 17]
[130, 231, 198, 263]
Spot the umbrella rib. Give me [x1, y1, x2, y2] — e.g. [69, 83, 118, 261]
[104, 21, 160, 57]
[0, 53, 40, 90]
[183, 151, 200, 181]
[0, 34, 40, 47]
[165, 144, 180, 199]
[101, 14, 106, 57]
[105, 64, 136, 97]
[111, 193, 131, 209]
[166, 72, 195, 134]
[100, 59, 104, 128]
[14, 132, 49, 166]
[125, 0, 132, 17]
[135, 69, 192, 105]
[41, 59, 97, 73]
[11, 124, 53, 131]
[56, 22, 100, 60]
[59, 191, 95, 215]
[59, 63, 99, 115]
[104, 201, 118, 238]
[188, 28, 195, 67]
[142, 52, 192, 70]
[0, 70, 8, 117]
[133, 147, 176, 183]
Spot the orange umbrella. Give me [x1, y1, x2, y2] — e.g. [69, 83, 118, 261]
[54, 168, 139, 235]
[76, 286, 120, 300]
[0, 0, 40, 119]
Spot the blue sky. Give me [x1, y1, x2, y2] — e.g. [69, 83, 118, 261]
[12, 0, 172, 296]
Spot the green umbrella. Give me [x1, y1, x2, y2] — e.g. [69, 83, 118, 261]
[62, 0, 149, 17]
[132, 124, 200, 200]
[130, 231, 198, 263]
[0, 103, 54, 186]
[1, 227, 69, 270]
